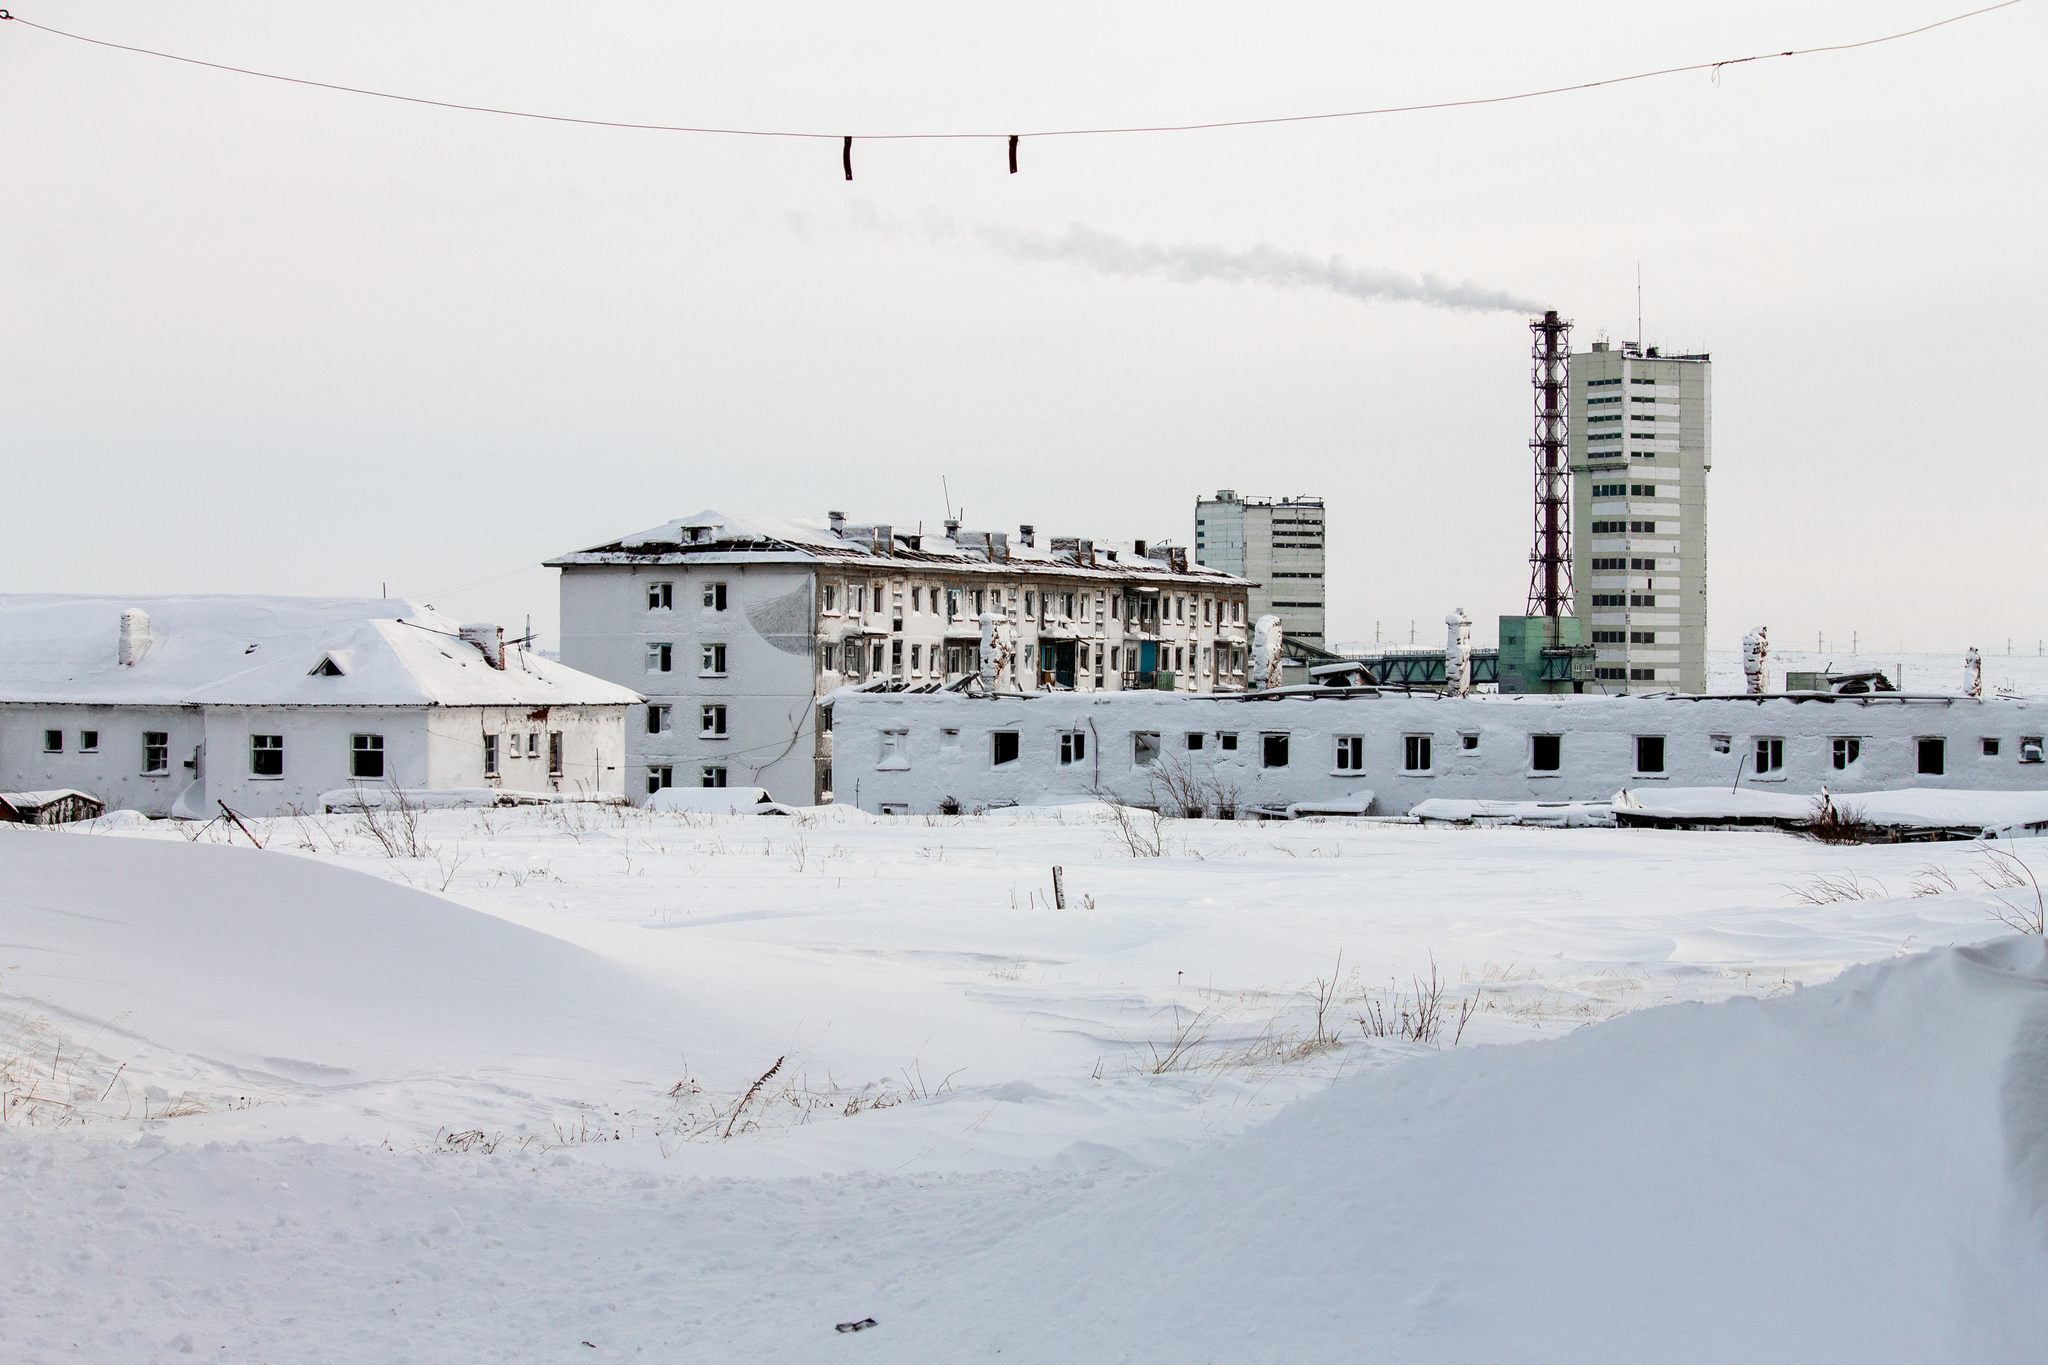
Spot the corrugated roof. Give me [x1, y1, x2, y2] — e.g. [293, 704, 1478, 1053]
[0, 596, 641, 708]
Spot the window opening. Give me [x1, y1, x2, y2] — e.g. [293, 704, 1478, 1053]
[251, 734, 284, 777]
[351, 733, 385, 779]
[1335, 736, 1364, 771]
[1263, 733, 1290, 768]
[1532, 735, 1561, 771]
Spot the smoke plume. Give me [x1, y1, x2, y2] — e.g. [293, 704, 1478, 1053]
[834, 203, 1539, 315]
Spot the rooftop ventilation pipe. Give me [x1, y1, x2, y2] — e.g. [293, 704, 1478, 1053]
[118, 609, 151, 666]
[828, 511, 846, 534]
[1018, 524, 1035, 547]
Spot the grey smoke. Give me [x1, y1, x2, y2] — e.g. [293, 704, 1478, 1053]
[834, 203, 1540, 315]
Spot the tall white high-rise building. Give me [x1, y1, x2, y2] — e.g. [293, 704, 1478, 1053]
[1193, 492, 1326, 646]
[1570, 342, 1711, 693]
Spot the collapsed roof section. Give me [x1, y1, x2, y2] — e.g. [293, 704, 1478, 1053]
[546, 509, 1254, 590]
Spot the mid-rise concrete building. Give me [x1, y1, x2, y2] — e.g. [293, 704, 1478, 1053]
[548, 511, 1254, 805]
[1570, 342, 1710, 693]
[1193, 492, 1326, 646]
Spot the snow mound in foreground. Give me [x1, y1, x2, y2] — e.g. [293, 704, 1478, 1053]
[854, 937, 2048, 1363]
[1, 832, 705, 1093]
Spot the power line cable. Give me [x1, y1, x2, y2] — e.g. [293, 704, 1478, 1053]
[0, 2, 2026, 160]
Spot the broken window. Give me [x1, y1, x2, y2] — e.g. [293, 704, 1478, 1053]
[992, 731, 1021, 766]
[1755, 738, 1784, 773]
[910, 643, 921, 672]
[1711, 735, 1732, 754]
[1219, 732, 1238, 751]
[143, 731, 169, 774]
[548, 732, 564, 775]
[648, 704, 670, 734]
[484, 734, 499, 776]
[1983, 738, 2001, 757]
[351, 734, 385, 779]
[703, 582, 727, 611]
[251, 734, 284, 777]
[1635, 736, 1665, 774]
[947, 589, 959, 619]
[1263, 733, 1290, 768]
[701, 766, 727, 788]
[78, 730, 98, 752]
[1335, 736, 1364, 771]
[2021, 737, 2044, 764]
[912, 587, 923, 612]
[647, 582, 673, 611]
[42, 729, 61, 753]
[647, 642, 673, 673]
[1461, 734, 1480, 751]
[701, 705, 727, 736]
[701, 644, 727, 675]
[528, 733, 541, 756]
[822, 644, 837, 672]
[1531, 734, 1561, 771]
[1832, 738, 1861, 769]
[823, 584, 839, 613]
[647, 765, 672, 793]
[853, 585, 867, 614]
[1059, 731, 1087, 765]
[1404, 735, 1431, 772]
[1133, 732, 1161, 767]
[1187, 733, 1205, 751]
[891, 640, 903, 676]
[1918, 738, 1945, 776]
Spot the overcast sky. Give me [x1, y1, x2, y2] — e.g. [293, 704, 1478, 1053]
[4, 1, 2042, 653]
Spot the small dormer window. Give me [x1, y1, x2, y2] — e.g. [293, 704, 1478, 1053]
[310, 656, 346, 677]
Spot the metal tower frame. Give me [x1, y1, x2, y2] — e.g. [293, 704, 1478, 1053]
[1525, 310, 1573, 618]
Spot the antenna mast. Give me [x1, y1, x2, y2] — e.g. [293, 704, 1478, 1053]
[1525, 309, 1573, 618]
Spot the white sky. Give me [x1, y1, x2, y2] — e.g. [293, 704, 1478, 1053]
[4, 1, 2042, 654]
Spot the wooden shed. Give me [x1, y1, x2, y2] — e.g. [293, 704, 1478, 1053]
[0, 789, 106, 825]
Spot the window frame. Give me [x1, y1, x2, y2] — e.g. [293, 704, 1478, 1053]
[1831, 737, 1862, 770]
[350, 733, 386, 780]
[700, 643, 728, 676]
[700, 766, 727, 788]
[1334, 735, 1364, 772]
[700, 704, 728, 737]
[79, 730, 99, 753]
[1132, 732, 1162, 768]
[1262, 732, 1290, 769]
[1754, 737, 1785, 774]
[42, 729, 62, 753]
[646, 765, 673, 793]
[1403, 734, 1432, 773]
[703, 582, 728, 611]
[647, 581, 673, 611]
[250, 733, 285, 778]
[1059, 730, 1087, 765]
[484, 733, 499, 777]
[647, 642, 673, 673]
[648, 703, 671, 734]
[992, 731, 1021, 767]
[1634, 735, 1666, 775]
[143, 731, 170, 775]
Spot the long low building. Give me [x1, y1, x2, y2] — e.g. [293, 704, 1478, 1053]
[828, 687, 2048, 816]
[0, 595, 641, 817]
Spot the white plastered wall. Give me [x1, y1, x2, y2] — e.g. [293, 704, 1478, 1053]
[834, 691, 2048, 815]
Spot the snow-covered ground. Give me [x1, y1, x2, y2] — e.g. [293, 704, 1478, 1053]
[6, 803, 2047, 1360]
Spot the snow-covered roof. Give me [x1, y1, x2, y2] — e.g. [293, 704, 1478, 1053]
[547, 509, 1253, 589]
[0, 596, 641, 708]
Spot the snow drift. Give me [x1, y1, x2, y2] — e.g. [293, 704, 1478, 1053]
[0, 832, 708, 1092]
[843, 937, 2048, 1363]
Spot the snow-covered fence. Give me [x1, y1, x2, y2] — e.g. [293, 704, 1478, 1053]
[831, 688, 2048, 816]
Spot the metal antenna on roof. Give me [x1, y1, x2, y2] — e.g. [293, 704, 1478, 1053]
[942, 476, 953, 522]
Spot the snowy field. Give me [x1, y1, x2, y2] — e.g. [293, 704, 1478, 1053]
[7, 802, 2048, 1360]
